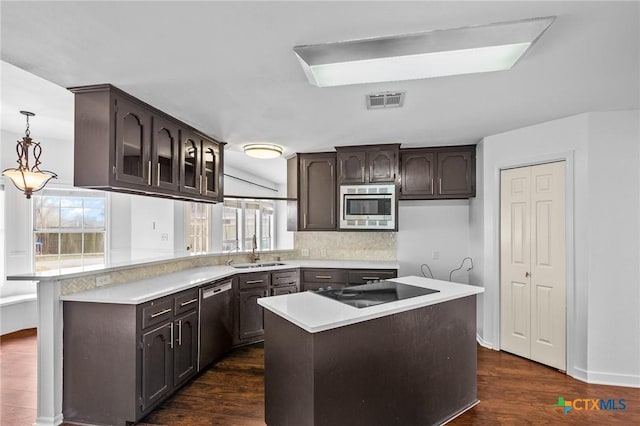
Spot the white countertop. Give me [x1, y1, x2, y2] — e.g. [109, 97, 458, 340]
[257, 276, 484, 333]
[59, 260, 399, 304]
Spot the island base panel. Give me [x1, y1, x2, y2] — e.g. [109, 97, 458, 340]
[264, 295, 478, 426]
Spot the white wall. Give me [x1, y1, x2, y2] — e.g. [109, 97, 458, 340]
[585, 111, 640, 385]
[397, 200, 471, 283]
[474, 110, 640, 387]
[109, 192, 132, 263]
[224, 165, 285, 198]
[130, 196, 176, 260]
[469, 141, 485, 339]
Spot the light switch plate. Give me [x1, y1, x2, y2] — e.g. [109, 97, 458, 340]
[301, 248, 310, 257]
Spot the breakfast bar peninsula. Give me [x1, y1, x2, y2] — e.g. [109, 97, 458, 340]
[257, 276, 484, 426]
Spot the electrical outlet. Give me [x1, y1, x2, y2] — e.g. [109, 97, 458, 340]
[320, 249, 327, 257]
[96, 274, 111, 287]
[301, 248, 310, 257]
[161, 233, 169, 241]
[432, 251, 440, 260]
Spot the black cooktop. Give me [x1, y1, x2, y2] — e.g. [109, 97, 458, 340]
[314, 280, 439, 309]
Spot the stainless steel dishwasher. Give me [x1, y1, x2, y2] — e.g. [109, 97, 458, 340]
[198, 279, 233, 371]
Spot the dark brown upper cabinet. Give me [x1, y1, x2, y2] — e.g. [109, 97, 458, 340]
[69, 84, 224, 203]
[336, 144, 400, 185]
[152, 115, 180, 192]
[400, 145, 476, 199]
[179, 131, 222, 201]
[287, 153, 337, 231]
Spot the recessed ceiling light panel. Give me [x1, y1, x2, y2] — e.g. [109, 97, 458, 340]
[294, 17, 555, 87]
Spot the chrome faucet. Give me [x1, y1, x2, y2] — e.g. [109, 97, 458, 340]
[226, 240, 240, 265]
[249, 234, 260, 263]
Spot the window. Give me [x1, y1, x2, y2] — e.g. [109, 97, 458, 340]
[223, 199, 275, 252]
[186, 202, 211, 253]
[33, 189, 106, 272]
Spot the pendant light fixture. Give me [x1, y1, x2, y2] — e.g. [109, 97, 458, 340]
[2, 111, 57, 198]
[243, 143, 283, 159]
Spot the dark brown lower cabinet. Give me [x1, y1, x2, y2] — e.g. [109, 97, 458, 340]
[63, 288, 200, 426]
[239, 288, 268, 341]
[271, 285, 297, 296]
[173, 310, 198, 388]
[234, 269, 300, 346]
[141, 323, 173, 410]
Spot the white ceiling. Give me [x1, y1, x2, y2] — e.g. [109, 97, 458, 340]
[1, 1, 638, 184]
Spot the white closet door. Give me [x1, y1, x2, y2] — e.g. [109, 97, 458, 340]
[500, 166, 532, 358]
[500, 162, 566, 370]
[529, 162, 566, 370]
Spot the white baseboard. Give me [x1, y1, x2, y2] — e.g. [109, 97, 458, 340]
[35, 413, 63, 426]
[476, 333, 497, 350]
[570, 366, 639, 388]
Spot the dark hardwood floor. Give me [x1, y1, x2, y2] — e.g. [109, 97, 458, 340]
[2, 329, 639, 425]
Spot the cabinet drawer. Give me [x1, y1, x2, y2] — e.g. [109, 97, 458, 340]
[271, 285, 298, 296]
[238, 272, 270, 290]
[271, 270, 298, 287]
[141, 297, 173, 330]
[302, 282, 346, 292]
[302, 269, 347, 284]
[174, 288, 199, 316]
[347, 269, 397, 285]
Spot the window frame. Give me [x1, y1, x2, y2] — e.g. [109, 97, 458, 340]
[32, 188, 108, 272]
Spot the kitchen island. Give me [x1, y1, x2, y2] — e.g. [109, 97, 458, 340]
[258, 276, 484, 426]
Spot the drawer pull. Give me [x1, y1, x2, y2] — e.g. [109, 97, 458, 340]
[245, 279, 264, 284]
[150, 308, 172, 318]
[361, 276, 380, 281]
[180, 298, 198, 307]
[315, 275, 332, 279]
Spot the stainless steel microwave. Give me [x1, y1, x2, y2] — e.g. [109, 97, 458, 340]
[339, 184, 396, 230]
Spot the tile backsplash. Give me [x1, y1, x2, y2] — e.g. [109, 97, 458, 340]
[60, 231, 396, 296]
[294, 231, 396, 261]
[60, 250, 299, 296]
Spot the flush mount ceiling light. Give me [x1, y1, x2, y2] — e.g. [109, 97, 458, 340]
[294, 16, 555, 87]
[243, 144, 283, 159]
[2, 111, 57, 199]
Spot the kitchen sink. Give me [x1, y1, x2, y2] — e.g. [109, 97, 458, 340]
[232, 262, 286, 269]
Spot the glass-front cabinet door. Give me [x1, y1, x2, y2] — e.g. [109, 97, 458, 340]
[114, 96, 151, 186]
[180, 130, 201, 195]
[201, 140, 220, 200]
[152, 116, 180, 191]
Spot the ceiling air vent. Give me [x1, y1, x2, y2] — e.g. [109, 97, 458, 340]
[366, 91, 405, 109]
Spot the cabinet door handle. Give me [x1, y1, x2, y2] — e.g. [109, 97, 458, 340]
[156, 163, 161, 186]
[150, 308, 172, 318]
[361, 165, 365, 182]
[177, 320, 182, 346]
[199, 175, 203, 194]
[525, 272, 530, 278]
[204, 175, 208, 193]
[361, 276, 380, 281]
[439, 178, 442, 194]
[303, 213, 307, 228]
[245, 279, 264, 284]
[180, 298, 198, 307]
[431, 178, 434, 194]
[315, 275, 332, 279]
[169, 323, 174, 349]
[147, 161, 152, 185]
